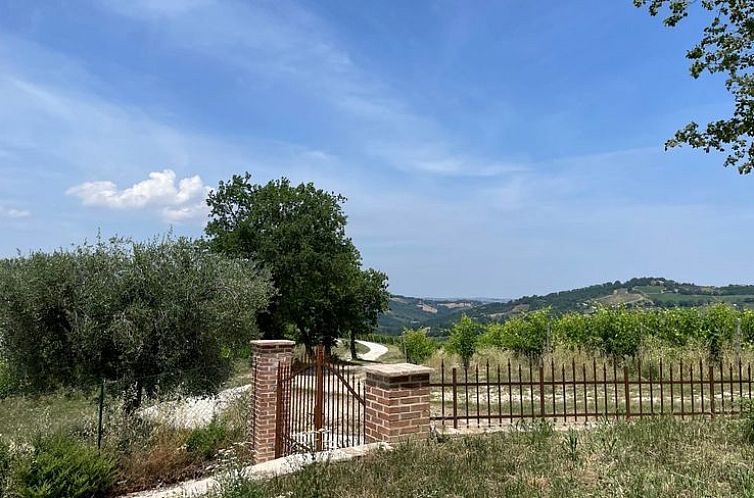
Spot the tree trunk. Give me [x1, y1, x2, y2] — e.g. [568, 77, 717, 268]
[350, 329, 357, 361]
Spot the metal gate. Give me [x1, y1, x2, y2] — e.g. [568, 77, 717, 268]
[275, 345, 366, 457]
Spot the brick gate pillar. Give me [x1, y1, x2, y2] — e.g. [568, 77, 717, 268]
[364, 363, 433, 444]
[250, 339, 295, 463]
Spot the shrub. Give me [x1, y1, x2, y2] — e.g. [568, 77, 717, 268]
[402, 328, 437, 365]
[15, 434, 115, 498]
[480, 309, 550, 357]
[185, 419, 229, 460]
[446, 315, 481, 370]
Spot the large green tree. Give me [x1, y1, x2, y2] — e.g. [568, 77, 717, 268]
[340, 268, 390, 359]
[205, 173, 389, 351]
[635, 0, 754, 173]
[0, 236, 272, 406]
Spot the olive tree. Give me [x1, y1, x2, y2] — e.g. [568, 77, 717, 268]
[0, 236, 273, 406]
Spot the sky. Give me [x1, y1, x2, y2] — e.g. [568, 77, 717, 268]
[0, 0, 751, 299]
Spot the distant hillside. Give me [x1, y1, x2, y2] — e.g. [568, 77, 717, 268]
[378, 277, 754, 335]
[377, 295, 487, 335]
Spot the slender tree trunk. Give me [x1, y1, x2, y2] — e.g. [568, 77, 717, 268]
[350, 329, 357, 361]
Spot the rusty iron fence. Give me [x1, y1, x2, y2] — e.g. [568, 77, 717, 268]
[431, 358, 754, 428]
[275, 345, 366, 457]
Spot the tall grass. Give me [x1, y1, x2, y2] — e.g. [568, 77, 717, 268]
[425, 340, 754, 382]
[209, 417, 754, 497]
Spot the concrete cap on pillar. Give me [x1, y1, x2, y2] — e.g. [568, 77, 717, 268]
[363, 363, 433, 377]
[250, 339, 295, 347]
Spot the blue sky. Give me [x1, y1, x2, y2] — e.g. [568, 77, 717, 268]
[0, 0, 751, 298]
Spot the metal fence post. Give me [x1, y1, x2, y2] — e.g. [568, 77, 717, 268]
[452, 367, 458, 429]
[314, 345, 325, 451]
[539, 364, 546, 418]
[709, 365, 715, 417]
[623, 365, 631, 419]
[97, 378, 105, 450]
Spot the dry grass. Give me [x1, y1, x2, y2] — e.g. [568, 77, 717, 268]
[0, 379, 254, 495]
[213, 417, 754, 497]
[425, 342, 754, 382]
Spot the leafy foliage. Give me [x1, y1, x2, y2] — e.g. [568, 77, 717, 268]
[185, 418, 229, 460]
[635, 0, 754, 173]
[446, 315, 481, 369]
[479, 309, 551, 358]
[474, 303, 752, 357]
[206, 173, 389, 350]
[402, 328, 437, 365]
[14, 434, 115, 498]
[0, 236, 272, 405]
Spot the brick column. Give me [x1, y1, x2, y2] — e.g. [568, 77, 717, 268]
[250, 339, 294, 463]
[364, 363, 433, 444]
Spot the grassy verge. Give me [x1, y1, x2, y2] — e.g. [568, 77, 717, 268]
[0, 368, 255, 496]
[211, 417, 754, 497]
[376, 344, 406, 364]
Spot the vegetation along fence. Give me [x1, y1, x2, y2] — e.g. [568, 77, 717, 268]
[431, 358, 754, 428]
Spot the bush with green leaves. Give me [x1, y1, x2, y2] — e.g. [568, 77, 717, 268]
[185, 418, 229, 460]
[476, 304, 750, 358]
[0, 236, 273, 406]
[446, 315, 481, 370]
[480, 309, 550, 357]
[402, 328, 437, 365]
[14, 434, 115, 498]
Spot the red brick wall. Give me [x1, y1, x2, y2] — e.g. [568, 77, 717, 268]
[364, 364, 432, 444]
[250, 340, 294, 463]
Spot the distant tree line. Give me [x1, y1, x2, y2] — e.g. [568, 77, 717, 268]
[403, 304, 754, 368]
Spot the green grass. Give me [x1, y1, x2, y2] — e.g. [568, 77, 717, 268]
[376, 344, 407, 364]
[211, 417, 754, 497]
[0, 392, 96, 444]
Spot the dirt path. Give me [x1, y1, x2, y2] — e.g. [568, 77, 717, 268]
[355, 340, 388, 361]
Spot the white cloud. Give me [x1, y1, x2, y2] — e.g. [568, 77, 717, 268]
[66, 169, 211, 223]
[0, 206, 31, 219]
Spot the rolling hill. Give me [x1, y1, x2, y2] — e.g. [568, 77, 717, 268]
[377, 277, 754, 335]
[377, 295, 487, 335]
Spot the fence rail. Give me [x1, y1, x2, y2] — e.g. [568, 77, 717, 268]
[430, 359, 754, 428]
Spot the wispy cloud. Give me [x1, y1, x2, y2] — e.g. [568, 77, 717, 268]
[0, 206, 31, 219]
[99, 0, 519, 178]
[66, 169, 210, 223]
